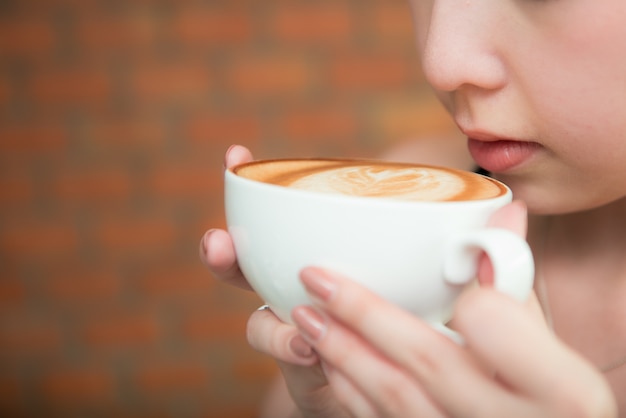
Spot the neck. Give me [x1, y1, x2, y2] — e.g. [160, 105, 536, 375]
[529, 197, 626, 262]
[528, 197, 626, 374]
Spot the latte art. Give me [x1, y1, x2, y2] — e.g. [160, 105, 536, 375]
[234, 159, 506, 202]
[289, 166, 466, 201]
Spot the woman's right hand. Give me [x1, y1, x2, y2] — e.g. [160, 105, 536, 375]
[199, 144, 254, 290]
[199, 145, 348, 417]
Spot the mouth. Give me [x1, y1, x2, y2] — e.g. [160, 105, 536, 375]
[467, 138, 541, 173]
[462, 129, 541, 173]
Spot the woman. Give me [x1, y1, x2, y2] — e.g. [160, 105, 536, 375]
[202, 0, 626, 416]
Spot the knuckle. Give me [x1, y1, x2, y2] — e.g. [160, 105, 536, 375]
[246, 311, 304, 363]
[406, 339, 447, 380]
[374, 372, 420, 415]
[330, 283, 377, 329]
[245, 311, 264, 351]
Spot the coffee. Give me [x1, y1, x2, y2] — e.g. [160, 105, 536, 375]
[234, 159, 505, 202]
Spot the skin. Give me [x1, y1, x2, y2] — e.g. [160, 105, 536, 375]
[201, 0, 626, 415]
[412, 0, 626, 215]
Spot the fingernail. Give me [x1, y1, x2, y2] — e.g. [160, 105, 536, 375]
[292, 306, 327, 343]
[223, 144, 237, 170]
[300, 268, 336, 304]
[199, 230, 215, 264]
[289, 335, 314, 358]
[201, 229, 216, 252]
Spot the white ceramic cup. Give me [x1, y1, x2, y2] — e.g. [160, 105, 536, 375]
[225, 158, 534, 338]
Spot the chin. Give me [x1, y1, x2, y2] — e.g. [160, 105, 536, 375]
[507, 182, 621, 216]
[492, 176, 569, 215]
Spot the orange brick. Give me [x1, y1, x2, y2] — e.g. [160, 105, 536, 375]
[83, 312, 161, 348]
[86, 115, 167, 148]
[47, 267, 122, 304]
[77, 16, 158, 51]
[146, 162, 220, 200]
[30, 67, 111, 105]
[138, 265, 214, 299]
[372, 94, 457, 140]
[52, 166, 133, 204]
[0, 279, 27, 307]
[369, 2, 416, 45]
[0, 316, 63, 355]
[0, 124, 68, 153]
[134, 361, 210, 393]
[0, 76, 10, 104]
[185, 112, 262, 145]
[0, 19, 56, 57]
[11, 0, 102, 13]
[330, 53, 417, 91]
[271, 4, 354, 45]
[0, 220, 79, 260]
[40, 367, 116, 404]
[282, 105, 358, 141]
[228, 53, 313, 97]
[95, 217, 177, 254]
[171, 8, 253, 46]
[131, 60, 212, 103]
[0, 377, 23, 410]
[0, 177, 34, 206]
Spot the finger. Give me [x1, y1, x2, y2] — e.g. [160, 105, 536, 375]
[472, 200, 541, 331]
[247, 307, 319, 366]
[454, 287, 612, 405]
[477, 200, 528, 286]
[321, 362, 378, 418]
[200, 229, 252, 290]
[274, 361, 357, 418]
[224, 144, 253, 169]
[292, 305, 445, 417]
[486, 200, 528, 236]
[299, 267, 465, 371]
[299, 268, 535, 417]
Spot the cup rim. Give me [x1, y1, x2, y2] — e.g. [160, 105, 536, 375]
[225, 157, 512, 206]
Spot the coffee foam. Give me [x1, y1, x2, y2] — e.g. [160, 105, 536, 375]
[235, 159, 505, 202]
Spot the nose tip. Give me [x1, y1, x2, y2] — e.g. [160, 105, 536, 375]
[422, 47, 507, 93]
[419, 10, 507, 93]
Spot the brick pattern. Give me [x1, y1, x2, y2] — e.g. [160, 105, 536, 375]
[0, 0, 455, 416]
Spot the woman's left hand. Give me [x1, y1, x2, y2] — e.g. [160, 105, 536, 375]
[291, 202, 617, 417]
[292, 269, 615, 417]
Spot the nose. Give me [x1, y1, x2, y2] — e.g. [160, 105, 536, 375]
[418, 1, 508, 93]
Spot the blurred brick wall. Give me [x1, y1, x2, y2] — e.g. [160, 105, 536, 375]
[0, 0, 455, 417]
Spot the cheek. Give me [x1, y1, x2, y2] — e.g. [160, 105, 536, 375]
[526, 6, 626, 137]
[517, 26, 626, 167]
[529, 70, 626, 168]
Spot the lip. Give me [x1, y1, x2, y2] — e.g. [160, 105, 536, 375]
[464, 131, 541, 173]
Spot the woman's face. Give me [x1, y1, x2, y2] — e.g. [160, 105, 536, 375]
[409, 0, 626, 214]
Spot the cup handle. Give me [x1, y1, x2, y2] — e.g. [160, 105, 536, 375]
[439, 229, 535, 343]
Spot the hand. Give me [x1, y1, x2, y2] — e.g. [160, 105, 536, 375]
[199, 144, 254, 290]
[249, 308, 351, 418]
[200, 145, 334, 416]
[288, 202, 617, 417]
